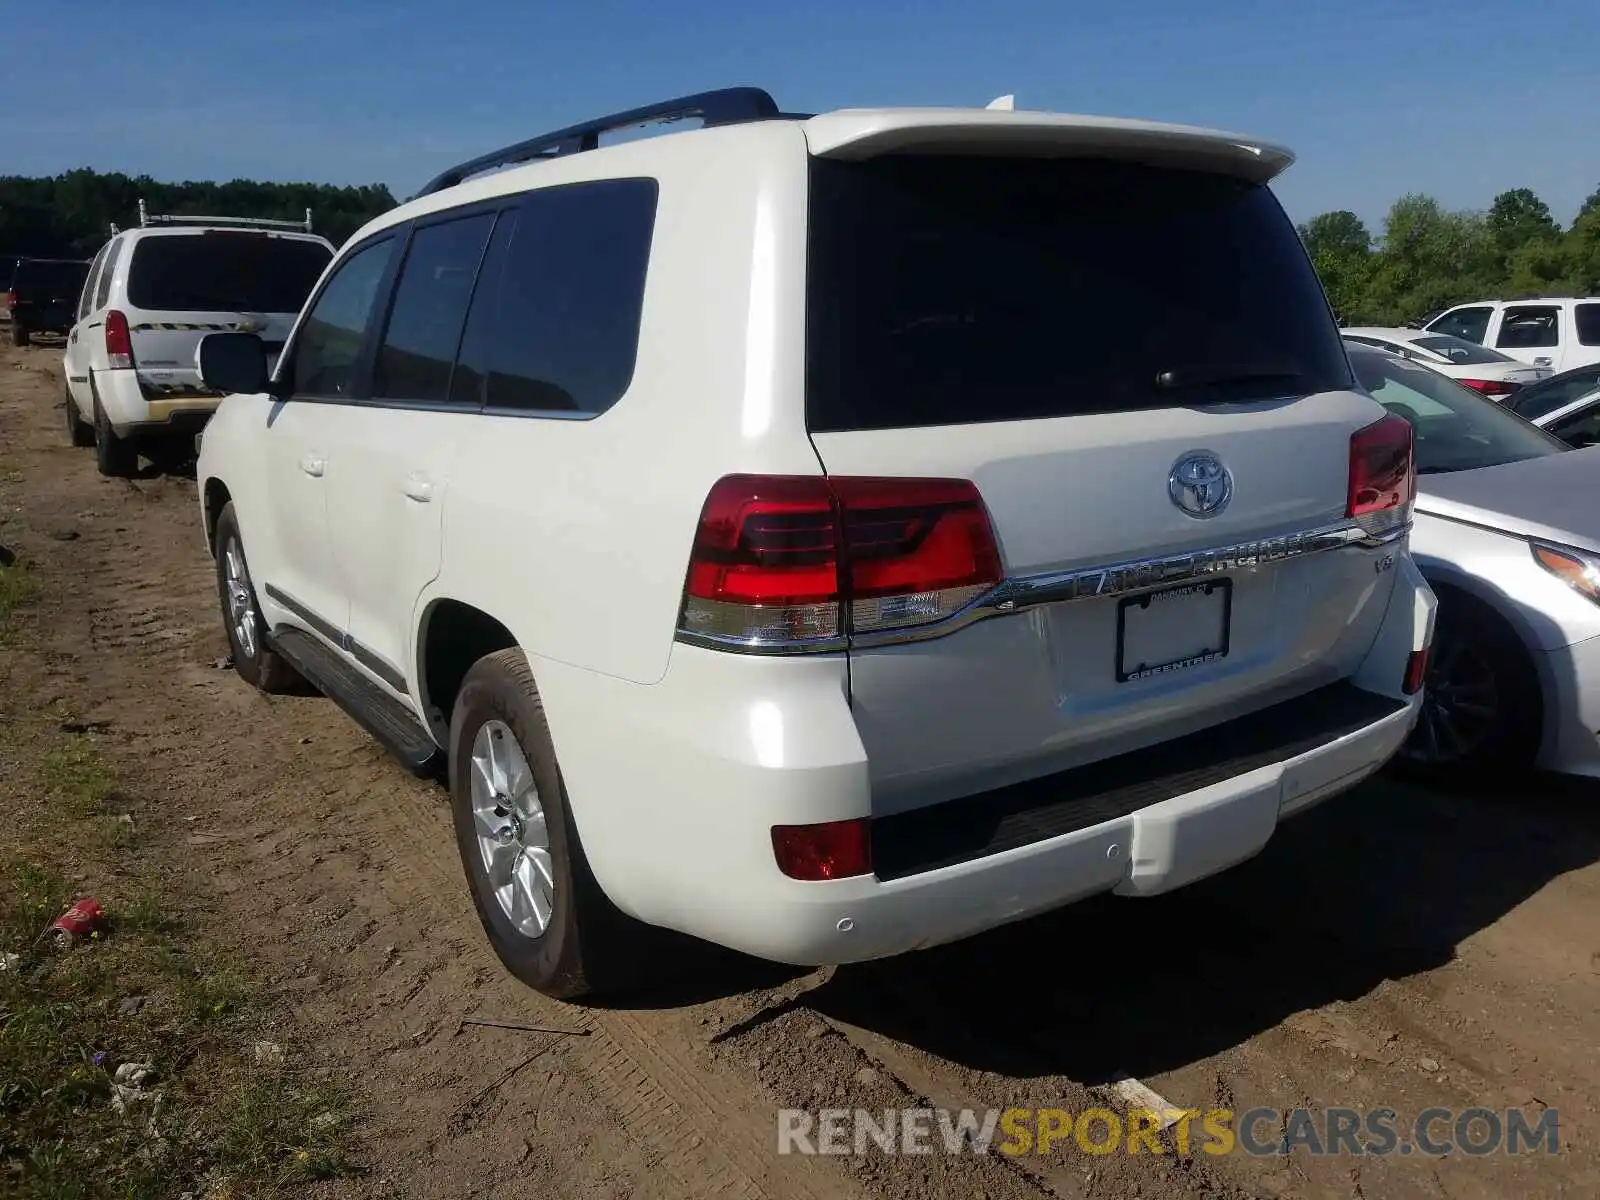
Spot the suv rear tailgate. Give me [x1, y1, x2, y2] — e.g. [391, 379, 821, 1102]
[123, 230, 331, 392]
[803, 150, 1401, 814]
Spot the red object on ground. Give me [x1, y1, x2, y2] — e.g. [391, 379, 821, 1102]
[48, 897, 105, 948]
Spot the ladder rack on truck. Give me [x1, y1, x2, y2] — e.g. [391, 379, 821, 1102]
[110, 199, 315, 235]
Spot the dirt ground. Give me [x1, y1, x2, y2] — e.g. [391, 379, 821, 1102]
[4, 334, 1600, 1199]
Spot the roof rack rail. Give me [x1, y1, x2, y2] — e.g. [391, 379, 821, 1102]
[134, 198, 314, 233]
[414, 86, 805, 198]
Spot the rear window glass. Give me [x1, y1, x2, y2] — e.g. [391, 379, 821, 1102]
[805, 156, 1352, 432]
[1508, 366, 1600, 421]
[1496, 306, 1559, 350]
[1410, 334, 1511, 365]
[12, 260, 89, 292]
[127, 232, 332, 314]
[1347, 349, 1565, 474]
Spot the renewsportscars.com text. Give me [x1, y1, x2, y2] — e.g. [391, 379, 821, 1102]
[777, 1106, 1559, 1158]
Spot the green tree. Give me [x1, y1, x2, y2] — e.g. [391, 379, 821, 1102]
[1299, 210, 1372, 261]
[1577, 184, 1600, 223]
[1361, 194, 1497, 325]
[1298, 211, 1374, 322]
[0, 169, 396, 259]
[1487, 187, 1559, 251]
[1485, 187, 1561, 284]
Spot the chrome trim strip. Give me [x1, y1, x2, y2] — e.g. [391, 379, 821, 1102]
[674, 516, 1410, 657]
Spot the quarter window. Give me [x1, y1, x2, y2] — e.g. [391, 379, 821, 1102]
[79, 244, 109, 320]
[1576, 303, 1600, 347]
[373, 212, 496, 403]
[482, 178, 658, 414]
[94, 238, 123, 310]
[289, 237, 396, 398]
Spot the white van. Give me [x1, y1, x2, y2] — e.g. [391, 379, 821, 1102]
[63, 202, 333, 475]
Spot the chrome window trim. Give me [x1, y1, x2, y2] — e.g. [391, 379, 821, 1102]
[674, 515, 1411, 657]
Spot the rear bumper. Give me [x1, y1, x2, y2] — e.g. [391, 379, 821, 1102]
[94, 369, 220, 438]
[543, 556, 1435, 965]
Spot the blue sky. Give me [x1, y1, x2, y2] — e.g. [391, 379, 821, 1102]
[2, 0, 1595, 232]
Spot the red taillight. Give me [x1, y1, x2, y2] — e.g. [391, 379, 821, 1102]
[1347, 413, 1414, 528]
[3, 291, 14, 310]
[1457, 378, 1517, 400]
[772, 819, 872, 880]
[1403, 647, 1429, 695]
[678, 475, 1003, 649]
[104, 309, 134, 368]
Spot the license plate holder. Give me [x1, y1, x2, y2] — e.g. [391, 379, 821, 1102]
[1116, 579, 1232, 683]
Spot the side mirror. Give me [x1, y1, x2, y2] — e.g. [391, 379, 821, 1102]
[197, 332, 271, 395]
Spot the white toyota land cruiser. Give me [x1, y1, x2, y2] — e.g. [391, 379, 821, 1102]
[194, 88, 1436, 1000]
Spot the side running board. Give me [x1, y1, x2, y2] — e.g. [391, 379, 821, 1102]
[270, 627, 443, 777]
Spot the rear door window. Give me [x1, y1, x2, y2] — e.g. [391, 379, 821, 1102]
[804, 156, 1353, 432]
[126, 232, 332, 314]
[1427, 307, 1493, 344]
[1576, 303, 1600, 347]
[1495, 305, 1560, 350]
[372, 211, 496, 404]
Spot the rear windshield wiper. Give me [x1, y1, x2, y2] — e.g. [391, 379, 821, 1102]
[1155, 366, 1311, 391]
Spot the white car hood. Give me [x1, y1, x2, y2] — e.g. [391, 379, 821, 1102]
[1414, 445, 1600, 552]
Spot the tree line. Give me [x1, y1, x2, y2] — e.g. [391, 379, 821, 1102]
[1300, 184, 1600, 327]
[0, 168, 398, 260]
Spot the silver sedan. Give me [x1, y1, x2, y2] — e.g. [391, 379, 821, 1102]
[1347, 344, 1600, 782]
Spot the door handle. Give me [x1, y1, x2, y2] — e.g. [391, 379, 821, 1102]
[403, 473, 433, 503]
[300, 455, 325, 477]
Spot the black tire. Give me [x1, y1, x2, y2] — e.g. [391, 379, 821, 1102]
[448, 649, 645, 1000]
[64, 384, 94, 447]
[1394, 591, 1542, 786]
[212, 502, 300, 694]
[10, 322, 29, 347]
[92, 386, 138, 478]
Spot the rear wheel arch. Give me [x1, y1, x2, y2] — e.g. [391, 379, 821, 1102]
[418, 599, 519, 738]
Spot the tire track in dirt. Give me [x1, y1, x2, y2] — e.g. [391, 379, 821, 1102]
[12, 340, 1600, 1198]
[4, 344, 1043, 1199]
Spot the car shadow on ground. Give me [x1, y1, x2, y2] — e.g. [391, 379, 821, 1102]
[121, 438, 196, 482]
[639, 772, 1600, 1072]
[797, 772, 1600, 1083]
